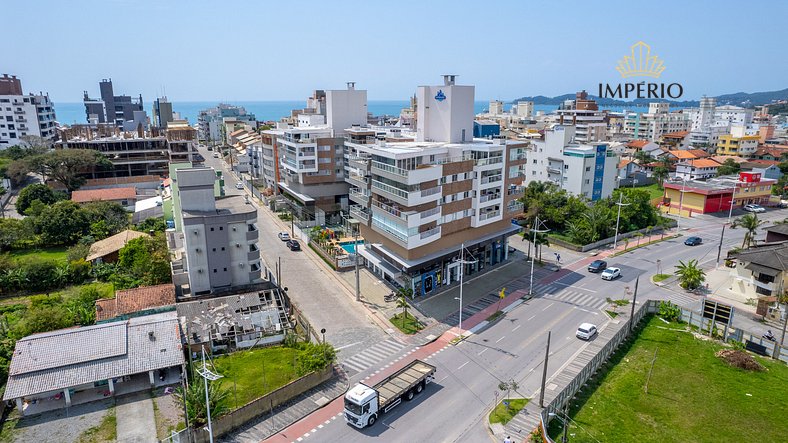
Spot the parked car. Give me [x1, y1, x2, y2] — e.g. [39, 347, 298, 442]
[286, 239, 301, 251]
[587, 260, 607, 273]
[601, 267, 621, 280]
[235, 182, 244, 190]
[684, 236, 703, 246]
[278, 232, 290, 241]
[576, 323, 598, 340]
[743, 204, 766, 213]
[213, 152, 220, 158]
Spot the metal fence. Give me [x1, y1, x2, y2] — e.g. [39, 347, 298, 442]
[538, 300, 788, 441]
[159, 427, 188, 443]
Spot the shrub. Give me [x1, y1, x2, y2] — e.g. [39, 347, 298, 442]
[67, 243, 91, 262]
[295, 342, 336, 376]
[17, 258, 59, 292]
[658, 301, 682, 322]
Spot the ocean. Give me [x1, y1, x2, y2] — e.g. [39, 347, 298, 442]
[51, 101, 646, 126]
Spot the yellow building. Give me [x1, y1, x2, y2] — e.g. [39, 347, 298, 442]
[716, 133, 760, 156]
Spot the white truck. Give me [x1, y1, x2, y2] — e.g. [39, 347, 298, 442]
[344, 359, 436, 428]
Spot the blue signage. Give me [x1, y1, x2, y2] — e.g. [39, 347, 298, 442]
[435, 90, 446, 102]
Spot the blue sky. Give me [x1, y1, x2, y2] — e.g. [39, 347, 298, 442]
[3, 0, 786, 103]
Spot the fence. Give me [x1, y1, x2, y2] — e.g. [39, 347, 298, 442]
[159, 428, 188, 443]
[188, 366, 334, 443]
[548, 220, 677, 252]
[538, 300, 788, 441]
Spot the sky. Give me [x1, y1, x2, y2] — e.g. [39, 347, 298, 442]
[2, 0, 787, 103]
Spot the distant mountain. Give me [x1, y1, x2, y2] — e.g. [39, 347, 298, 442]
[512, 88, 788, 108]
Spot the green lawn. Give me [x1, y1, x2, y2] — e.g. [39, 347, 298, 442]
[640, 183, 665, 201]
[390, 312, 423, 334]
[0, 282, 114, 308]
[547, 316, 788, 442]
[213, 346, 301, 408]
[489, 398, 528, 425]
[7, 246, 70, 263]
[652, 273, 671, 282]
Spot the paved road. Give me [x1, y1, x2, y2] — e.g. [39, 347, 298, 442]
[264, 205, 788, 442]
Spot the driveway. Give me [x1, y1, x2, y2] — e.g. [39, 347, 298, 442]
[116, 391, 157, 443]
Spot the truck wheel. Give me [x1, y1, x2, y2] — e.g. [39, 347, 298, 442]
[416, 382, 424, 394]
[367, 414, 376, 426]
[405, 389, 414, 401]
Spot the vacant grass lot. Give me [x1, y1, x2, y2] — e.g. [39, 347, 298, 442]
[489, 398, 527, 425]
[7, 246, 69, 263]
[548, 316, 788, 442]
[213, 346, 301, 407]
[390, 312, 423, 334]
[640, 183, 665, 201]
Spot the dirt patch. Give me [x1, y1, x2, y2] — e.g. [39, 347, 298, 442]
[716, 349, 766, 372]
[153, 388, 185, 439]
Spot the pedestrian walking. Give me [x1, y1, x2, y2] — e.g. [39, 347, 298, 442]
[503, 436, 513, 443]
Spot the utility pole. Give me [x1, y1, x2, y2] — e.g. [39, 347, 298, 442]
[196, 346, 222, 443]
[562, 404, 570, 443]
[677, 178, 686, 231]
[530, 216, 550, 298]
[539, 330, 551, 408]
[716, 224, 726, 266]
[613, 192, 630, 250]
[353, 222, 360, 302]
[774, 311, 788, 360]
[629, 276, 639, 332]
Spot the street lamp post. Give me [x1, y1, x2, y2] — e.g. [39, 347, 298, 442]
[351, 220, 360, 302]
[456, 243, 478, 332]
[529, 216, 550, 299]
[727, 181, 738, 225]
[677, 177, 687, 231]
[613, 192, 631, 250]
[196, 346, 223, 443]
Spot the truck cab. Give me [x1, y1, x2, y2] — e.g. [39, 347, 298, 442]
[344, 384, 379, 428]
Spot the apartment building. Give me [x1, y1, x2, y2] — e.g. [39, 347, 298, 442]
[674, 158, 721, 180]
[82, 78, 144, 126]
[716, 124, 760, 157]
[164, 120, 199, 164]
[345, 76, 528, 297]
[0, 74, 57, 148]
[152, 97, 174, 129]
[526, 125, 618, 200]
[197, 104, 256, 144]
[170, 167, 261, 296]
[715, 105, 754, 126]
[515, 101, 534, 119]
[489, 100, 505, 115]
[623, 103, 691, 141]
[556, 91, 607, 143]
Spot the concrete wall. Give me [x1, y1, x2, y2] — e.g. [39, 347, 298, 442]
[190, 366, 335, 443]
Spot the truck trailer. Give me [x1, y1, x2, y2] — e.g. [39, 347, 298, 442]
[344, 359, 436, 428]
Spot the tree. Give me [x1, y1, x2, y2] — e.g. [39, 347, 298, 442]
[35, 200, 90, 246]
[396, 295, 410, 327]
[82, 201, 129, 239]
[716, 158, 741, 177]
[633, 149, 652, 166]
[498, 379, 519, 410]
[15, 183, 64, 214]
[115, 233, 172, 288]
[11, 149, 111, 192]
[0, 218, 34, 251]
[674, 259, 706, 290]
[175, 376, 231, 427]
[134, 217, 167, 233]
[732, 213, 763, 248]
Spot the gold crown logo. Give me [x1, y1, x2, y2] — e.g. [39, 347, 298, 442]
[616, 41, 665, 79]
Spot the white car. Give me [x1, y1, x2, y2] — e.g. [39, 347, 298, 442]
[278, 232, 290, 241]
[601, 267, 621, 280]
[576, 323, 598, 340]
[743, 204, 766, 213]
[235, 182, 244, 190]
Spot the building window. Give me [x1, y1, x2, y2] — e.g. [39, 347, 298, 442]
[212, 248, 216, 252]
[213, 269, 217, 273]
[219, 227, 223, 230]
[585, 167, 590, 172]
[210, 227, 214, 231]
[223, 267, 227, 271]
[221, 247, 225, 251]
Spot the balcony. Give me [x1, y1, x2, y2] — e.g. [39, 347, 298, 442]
[371, 218, 408, 246]
[479, 210, 501, 221]
[507, 186, 524, 196]
[344, 135, 377, 145]
[347, 173, 369, 188]
[480, 193, 502, 203]
[371, 160, 409, 178]
[420, 186, 442, 197]
[420, 206, 440, 219]
[547, 166, 561, 174]
[349, 205, 370, 223]
[13, 110, 24, 115]
[509, 152, 527, 161]
[419, 226, 441, 240]
[475, 156, 503, 167]
[507, 201, 524, 213]
[349, 189, 370, 206]
[480, 175, 502, 185]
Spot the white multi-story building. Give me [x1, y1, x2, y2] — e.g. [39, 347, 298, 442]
[715, 105, 754, 126]
[344, 76, 528, 297]
[515, 101, 534, 119]
[623, 102, 691, 141]
[556, 91, 607, 143]
[197, 104, 256, 144]
[526, 125, 618, 200]
[489, 100, 505, 115]
[170, 167, 261, 296]
[0, 74, 57, 148]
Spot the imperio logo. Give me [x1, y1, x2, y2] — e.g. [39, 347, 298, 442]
[599, 41, 683, 99]
[434, 89, 446, 102]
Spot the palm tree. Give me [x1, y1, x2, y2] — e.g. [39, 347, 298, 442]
[175, 376, 231, 427]
[674, 259, 706, 290]
[732, 213, 763, 248]
[534, 232, 550, 263]
[634, 232, 645, 247]
[396, 295, 410, 327]
[633, 149, 652, 166]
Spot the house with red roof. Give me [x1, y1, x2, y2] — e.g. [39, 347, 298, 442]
[71, 187, 138, 211]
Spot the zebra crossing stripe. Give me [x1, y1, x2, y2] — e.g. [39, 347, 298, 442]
[342, 360, 366, 372]
[376, 341, 404, 353]
[361, 347, 390, 359]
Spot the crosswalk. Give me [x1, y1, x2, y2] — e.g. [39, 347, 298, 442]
[443, 292, 501, 326]
[340, 338, 408, 376]
[529, 283, 609, 311]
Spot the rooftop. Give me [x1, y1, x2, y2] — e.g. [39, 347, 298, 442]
[96, 283, 176, 322]
[86, 229, 148, 261]
[662, 131, 690, 138]
[182, 195, 255, 218]
[3, 312, 183, 401]
[72, 187, 137, 203]
[734, 242, 788, 273]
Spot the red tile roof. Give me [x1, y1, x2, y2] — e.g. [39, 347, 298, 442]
[686, 149, 710, 158]
[626, 139, 651, 149]
[95, 283, 176, 322]
[71, 187, 137, 203]
[685, 159, 721, 168]
[662, 131, 690, 138]
[668, 150, 697, 160]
